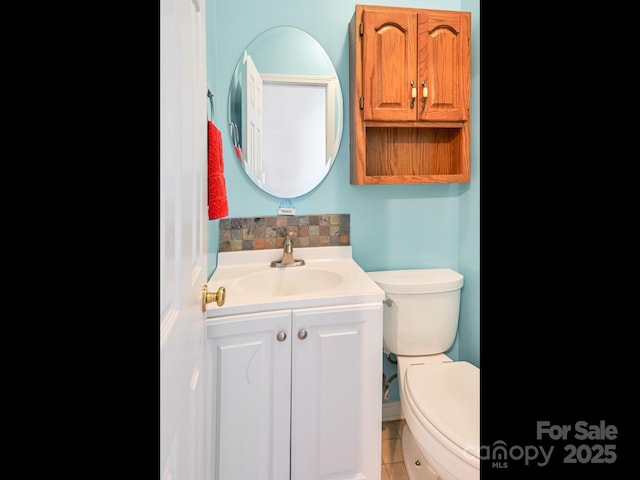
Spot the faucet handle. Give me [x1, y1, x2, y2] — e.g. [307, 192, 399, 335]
[284, 231, 293, 252]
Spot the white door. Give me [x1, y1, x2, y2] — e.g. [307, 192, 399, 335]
[160, 0, 208, 478]
[241, 52, 263, 184]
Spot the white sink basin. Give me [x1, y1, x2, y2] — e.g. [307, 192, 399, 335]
[206, 246, 385, 317]
[234, 267, 344, 296]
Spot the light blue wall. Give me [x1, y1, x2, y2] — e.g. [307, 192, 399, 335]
[458, 0, 480, 367]
[206, 1, 480, 401]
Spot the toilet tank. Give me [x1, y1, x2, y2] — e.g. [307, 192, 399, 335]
[367, 269, 464, 356]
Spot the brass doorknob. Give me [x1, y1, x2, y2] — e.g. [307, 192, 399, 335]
[202, 285, 226, 311]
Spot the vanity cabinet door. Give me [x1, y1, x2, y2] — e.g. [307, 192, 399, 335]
[206, 310, 292, 480]
[290, 303, 383, 480]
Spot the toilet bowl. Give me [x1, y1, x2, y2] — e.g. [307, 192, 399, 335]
[400, 418, 438, 480]
[398, 355, 479, 480]
[367, 269, 479, 480]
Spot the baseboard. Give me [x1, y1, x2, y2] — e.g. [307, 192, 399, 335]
[382, 401, 402, 422]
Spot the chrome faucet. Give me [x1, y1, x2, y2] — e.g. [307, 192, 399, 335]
[271, 232, 306, 267]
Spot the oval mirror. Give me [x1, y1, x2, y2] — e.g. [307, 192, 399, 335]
[227, 26, 343, 199]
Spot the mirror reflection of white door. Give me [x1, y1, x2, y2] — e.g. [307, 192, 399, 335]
[260, 74, 330, 198]
[160, 0, 207, 479]
[242, 52, 263, 185]
[262, 81, 325, 197]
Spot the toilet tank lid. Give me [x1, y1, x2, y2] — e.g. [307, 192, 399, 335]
[367, 269, 463, 294]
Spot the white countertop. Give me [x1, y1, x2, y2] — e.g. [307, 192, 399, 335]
[207, 246, 385, 318]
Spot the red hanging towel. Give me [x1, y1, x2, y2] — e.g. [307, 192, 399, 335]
[208, 120, 229, 220]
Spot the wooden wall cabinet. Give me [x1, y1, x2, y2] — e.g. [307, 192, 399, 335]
[349, 4, 471, 184]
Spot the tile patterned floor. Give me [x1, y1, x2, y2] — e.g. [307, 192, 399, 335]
[381, 420, 409, 480]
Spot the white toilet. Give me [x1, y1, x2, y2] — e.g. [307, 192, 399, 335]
[367, 269, 479, 480]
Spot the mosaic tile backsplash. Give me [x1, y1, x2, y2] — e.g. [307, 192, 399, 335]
[219, 214, 350, 252]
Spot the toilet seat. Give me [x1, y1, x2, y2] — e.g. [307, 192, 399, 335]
[404, 361, 479, 464]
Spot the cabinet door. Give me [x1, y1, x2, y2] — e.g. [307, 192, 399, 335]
[291, 303, 383, 480]
[206, 310, 291, 480]
[361, 8, 417, 121]
[417, 10, 470, 121]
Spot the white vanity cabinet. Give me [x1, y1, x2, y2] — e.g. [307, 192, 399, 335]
[206, 302, 383, 480]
